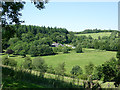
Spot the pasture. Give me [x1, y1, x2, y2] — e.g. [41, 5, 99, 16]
[75, 32, 112, 39]
[1, 48, 117, 75]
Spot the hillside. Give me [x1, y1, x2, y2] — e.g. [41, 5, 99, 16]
[75, 32, 112, 39]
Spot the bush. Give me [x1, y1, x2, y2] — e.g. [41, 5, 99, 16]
[2, 56, 17, 67]
[2, 56, 9, 65]
[8, 59, 17, 67]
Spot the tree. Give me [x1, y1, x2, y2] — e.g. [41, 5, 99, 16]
[47, 65, 55, 74]
[102, 58, 117, 82]
[2, 2, 25, 27]
[93, 65, 103, 80]
[55, 62, 66, 81]
[75, 44, 83, 53]
[114, 31, 120, 87]
[8, 37, 19, 45]
[2, 1, 48, 27]
[85, 62, 94, 76]
[29, 45, 38, 57]
[23, 56, 32, 70]
[19, 50, 26, 57]
[32, 57, 47, 78]
[21, 32, 34, 42]
[62, 46, 69, 53]
[70, 65, 83, 85]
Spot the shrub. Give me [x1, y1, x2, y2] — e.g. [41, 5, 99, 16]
[2, 56, 17, 67]
[8, 59, 17, 67]
[2, 56, 9, 65]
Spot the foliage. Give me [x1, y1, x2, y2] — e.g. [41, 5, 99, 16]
[70, 65, 83, 76]
[2, 1, 48, 27]
[102, 57, 118, 82]
[47, 65, 55, 74]
[75, 44, 83, 53]
[74, 32, 119, 51]
[23, 56, 32, 70]
[55, 62, 66, 80]
[2, 66, 75, 88]
[85, 62, 94, 76]
[75, 29, 118, 34]
[62, 47, 69, 53]
[2, 56, 17, 67]
[32, 57, 48, 77]
[93, 65, 103, 80]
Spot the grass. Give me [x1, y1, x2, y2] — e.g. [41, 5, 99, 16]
[1, 48, 117, 88]
[2, 48, 116, 74]
[75, 32, 112, 39]
[1, 48, 117, 74]
[2, 76, 46, 89]
[42, 48, 116, 74]
[1, 48, 116, 75]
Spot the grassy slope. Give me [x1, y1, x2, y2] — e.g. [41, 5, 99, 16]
[75, 32, 111, 39]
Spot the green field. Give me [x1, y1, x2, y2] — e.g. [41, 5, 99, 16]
[75, 32, 112, 39]
[42, 48, 116, 74]
[2, 48, 116, 75]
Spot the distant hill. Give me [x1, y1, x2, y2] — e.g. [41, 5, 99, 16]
[74, 29, 118, 39]
[75, 32, 112, 39]
[74, 29, 118, 34]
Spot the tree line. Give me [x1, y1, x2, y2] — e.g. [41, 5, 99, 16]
[73, 31, 119, 51]
[2, 25, 74, 56]
[75, 28, 118, 34]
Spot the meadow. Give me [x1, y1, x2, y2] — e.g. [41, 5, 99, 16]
[75, 32, 112, 39]
[2, 48, 117, 75]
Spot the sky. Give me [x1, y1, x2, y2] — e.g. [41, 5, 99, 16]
[21, 2, 118, 32]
